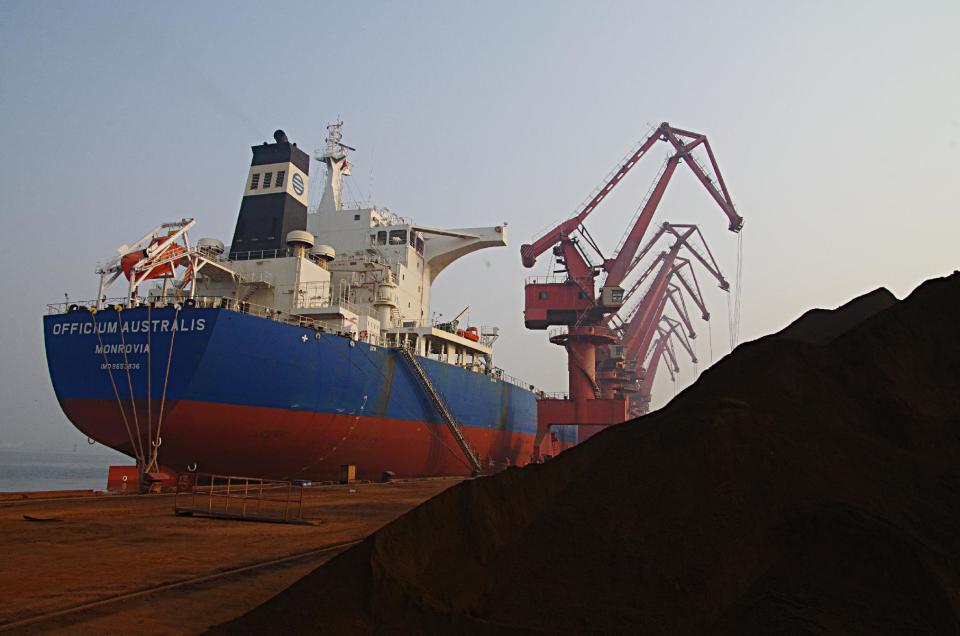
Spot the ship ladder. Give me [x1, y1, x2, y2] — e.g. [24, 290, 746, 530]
[396, 345, 483, 476]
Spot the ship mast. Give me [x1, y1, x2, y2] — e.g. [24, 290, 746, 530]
[316, 120, 354, 213]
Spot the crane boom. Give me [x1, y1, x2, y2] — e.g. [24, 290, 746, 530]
[602, 126, 742, 288]
[520, 132, 662, 268]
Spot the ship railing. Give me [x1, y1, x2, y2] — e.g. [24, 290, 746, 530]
[547, 326, 568, 340]
[393, 339, 539, 393]
[238, 271, 275, 286]
[388, 319, 501, 334]
[46, 297, 129, 314]
[328, 250, 391, 269]
[227, 247, 291, 261]
[225, 247, 328, 267]
[182, 296, 366, 333]
[538, 391, 571, 401]
[489, 367, 538, 393]
[173, 472, 316, 525]
[386, 317, 441, 329]
[525, 275, 576, 286]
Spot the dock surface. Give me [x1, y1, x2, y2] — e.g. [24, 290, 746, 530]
[0, 478, 461, 634]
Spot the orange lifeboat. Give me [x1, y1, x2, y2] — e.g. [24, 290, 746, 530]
[463, 326, 480, 342]
[121, 236, 188, 282]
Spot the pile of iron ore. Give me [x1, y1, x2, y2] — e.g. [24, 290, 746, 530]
[220, 273, 960, 635]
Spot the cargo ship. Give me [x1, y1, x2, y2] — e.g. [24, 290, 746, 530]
[43, 123, 574, 481]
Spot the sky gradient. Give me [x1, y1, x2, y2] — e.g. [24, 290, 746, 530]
[1, 0, 958, 450]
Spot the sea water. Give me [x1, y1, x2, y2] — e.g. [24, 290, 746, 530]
[0, 448, 127, 492]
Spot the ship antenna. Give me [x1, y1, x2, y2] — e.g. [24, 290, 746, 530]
[315, 118, 356, 213]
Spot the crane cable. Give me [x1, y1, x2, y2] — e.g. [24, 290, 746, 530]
[707, 315, 714, 365]
[734, 230, 744, 347]
[736, 231, 743, 342]
[725, 230, 745, 352]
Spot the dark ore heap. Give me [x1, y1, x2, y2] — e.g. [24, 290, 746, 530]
[220, 272, 960, 635]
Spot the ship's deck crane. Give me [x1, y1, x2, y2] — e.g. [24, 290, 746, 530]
[524, 123, 742, 455]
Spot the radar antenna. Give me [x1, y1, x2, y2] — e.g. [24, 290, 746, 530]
[315, 119, 355, 213]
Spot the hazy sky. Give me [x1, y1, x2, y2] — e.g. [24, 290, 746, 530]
[1, 1, 957, 450]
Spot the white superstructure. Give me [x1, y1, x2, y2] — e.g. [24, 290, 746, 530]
[107, 122, 508, 373]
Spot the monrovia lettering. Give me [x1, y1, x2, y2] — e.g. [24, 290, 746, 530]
[95, 343, 151, 354]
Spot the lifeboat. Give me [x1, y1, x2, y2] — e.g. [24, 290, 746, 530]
[121, 236, 188, 282]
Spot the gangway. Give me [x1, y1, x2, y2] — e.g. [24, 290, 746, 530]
[397, 346, 483, 476]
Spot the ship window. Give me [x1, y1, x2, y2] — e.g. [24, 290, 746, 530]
[250, 174, 260, 190]
[409, 231, 416, 246]
[416, 236, 424, 254]
[377, 231, 387, 245]
[538, 291, 549, 300]
[578, 291, 588, 299]
[354, 214, 360, 221]
[263, 172, 273, 188]
[389, 230, 406, 244]
[275, 170, 285, 187]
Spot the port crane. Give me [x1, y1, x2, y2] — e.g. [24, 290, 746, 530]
[598, 223, 727, 412]
[598, 248, 715, 403]
[522, 123, 741, 454]
[630, 316, 697, 416]
[611, 224, 728, 397]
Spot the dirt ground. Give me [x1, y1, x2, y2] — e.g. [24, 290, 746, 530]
[0, 478, 460, 634]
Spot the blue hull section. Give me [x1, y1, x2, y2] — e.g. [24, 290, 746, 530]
[43, 307, 574, 477]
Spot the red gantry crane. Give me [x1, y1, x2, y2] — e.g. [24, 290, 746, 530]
[522, 123, 742, 456]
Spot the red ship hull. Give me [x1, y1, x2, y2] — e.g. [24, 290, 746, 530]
[60, 398, 571, 481]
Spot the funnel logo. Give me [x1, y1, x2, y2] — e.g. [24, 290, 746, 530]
[292, 173, 305, 196]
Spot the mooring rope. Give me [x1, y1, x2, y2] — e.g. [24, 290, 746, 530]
[114, 306, 146, 464]
[89, 309, 144, 465]
[150, 305, 181, 472]
[146, 304, 153, 468]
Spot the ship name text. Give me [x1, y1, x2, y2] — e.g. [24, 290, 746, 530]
[51, 318, 207, 336]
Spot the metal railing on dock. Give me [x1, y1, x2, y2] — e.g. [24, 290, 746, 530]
[173, 472, 316, 525]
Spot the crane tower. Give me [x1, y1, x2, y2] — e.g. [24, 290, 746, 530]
[522, 123, 742, 456]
